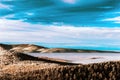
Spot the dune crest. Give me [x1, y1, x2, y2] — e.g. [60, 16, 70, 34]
[0, 43, 118, 53]
[1, 46, 120, 80]
[0, 47, 40, 65]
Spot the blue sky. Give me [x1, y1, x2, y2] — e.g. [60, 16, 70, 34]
[0, 0, 120, 51]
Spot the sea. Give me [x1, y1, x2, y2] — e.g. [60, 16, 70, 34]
[29, 53, 120, 64]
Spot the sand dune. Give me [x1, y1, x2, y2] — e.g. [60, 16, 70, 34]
[1, 46, 120, 80]
[0, 43, 118, 53]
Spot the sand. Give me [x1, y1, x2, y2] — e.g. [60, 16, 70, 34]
[1, 46, 120, 80]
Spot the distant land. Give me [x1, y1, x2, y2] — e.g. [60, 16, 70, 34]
[1, 45, 120, 80]
[0, 43, 119, 53]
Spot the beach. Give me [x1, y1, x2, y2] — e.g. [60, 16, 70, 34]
[1, 46, 120, 80]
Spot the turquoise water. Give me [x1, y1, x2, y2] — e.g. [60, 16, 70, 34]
[29, 53, 120, 64]
[3, 42, 120, 52]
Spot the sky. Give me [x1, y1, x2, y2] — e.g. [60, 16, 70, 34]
[0, 0, 120, 51]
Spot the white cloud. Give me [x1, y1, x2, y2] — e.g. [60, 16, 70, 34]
[25, 12, 34, 16]
[0, 19, 120, 48]
[0, 3, 12, 10]
[1, 14, 15, 19]
[103, 16, 120, 23]
[62, 0, 76, 4]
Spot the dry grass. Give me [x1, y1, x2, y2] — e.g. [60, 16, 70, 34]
[1, 61, 120, 80]
[1, 47, 120, 80]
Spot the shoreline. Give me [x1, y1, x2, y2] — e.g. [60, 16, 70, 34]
[0, 43, 119, 53]
[1, 46, 120, 80]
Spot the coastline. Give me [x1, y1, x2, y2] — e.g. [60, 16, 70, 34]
[0, 43, 119, 53]
[0, 44, 120, 80]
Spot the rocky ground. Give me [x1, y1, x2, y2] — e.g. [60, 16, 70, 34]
[0, 43, 118, 53]
[0, 46, 120, 80]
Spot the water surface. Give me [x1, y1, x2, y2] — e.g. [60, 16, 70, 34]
[29, 53, 120, 64]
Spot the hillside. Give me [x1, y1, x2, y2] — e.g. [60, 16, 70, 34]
[0, 47, 120, 80]
[0, 43, 118, 53]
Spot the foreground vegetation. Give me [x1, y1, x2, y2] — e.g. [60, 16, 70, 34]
[0, 46, 120, 80]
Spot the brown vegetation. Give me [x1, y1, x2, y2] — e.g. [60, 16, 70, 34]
[0, 43, 118, 53]
[1, 61, 120, 80]
[1, 46, 120, 80]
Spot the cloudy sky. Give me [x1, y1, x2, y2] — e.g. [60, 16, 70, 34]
[0, 0, 120, 51]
